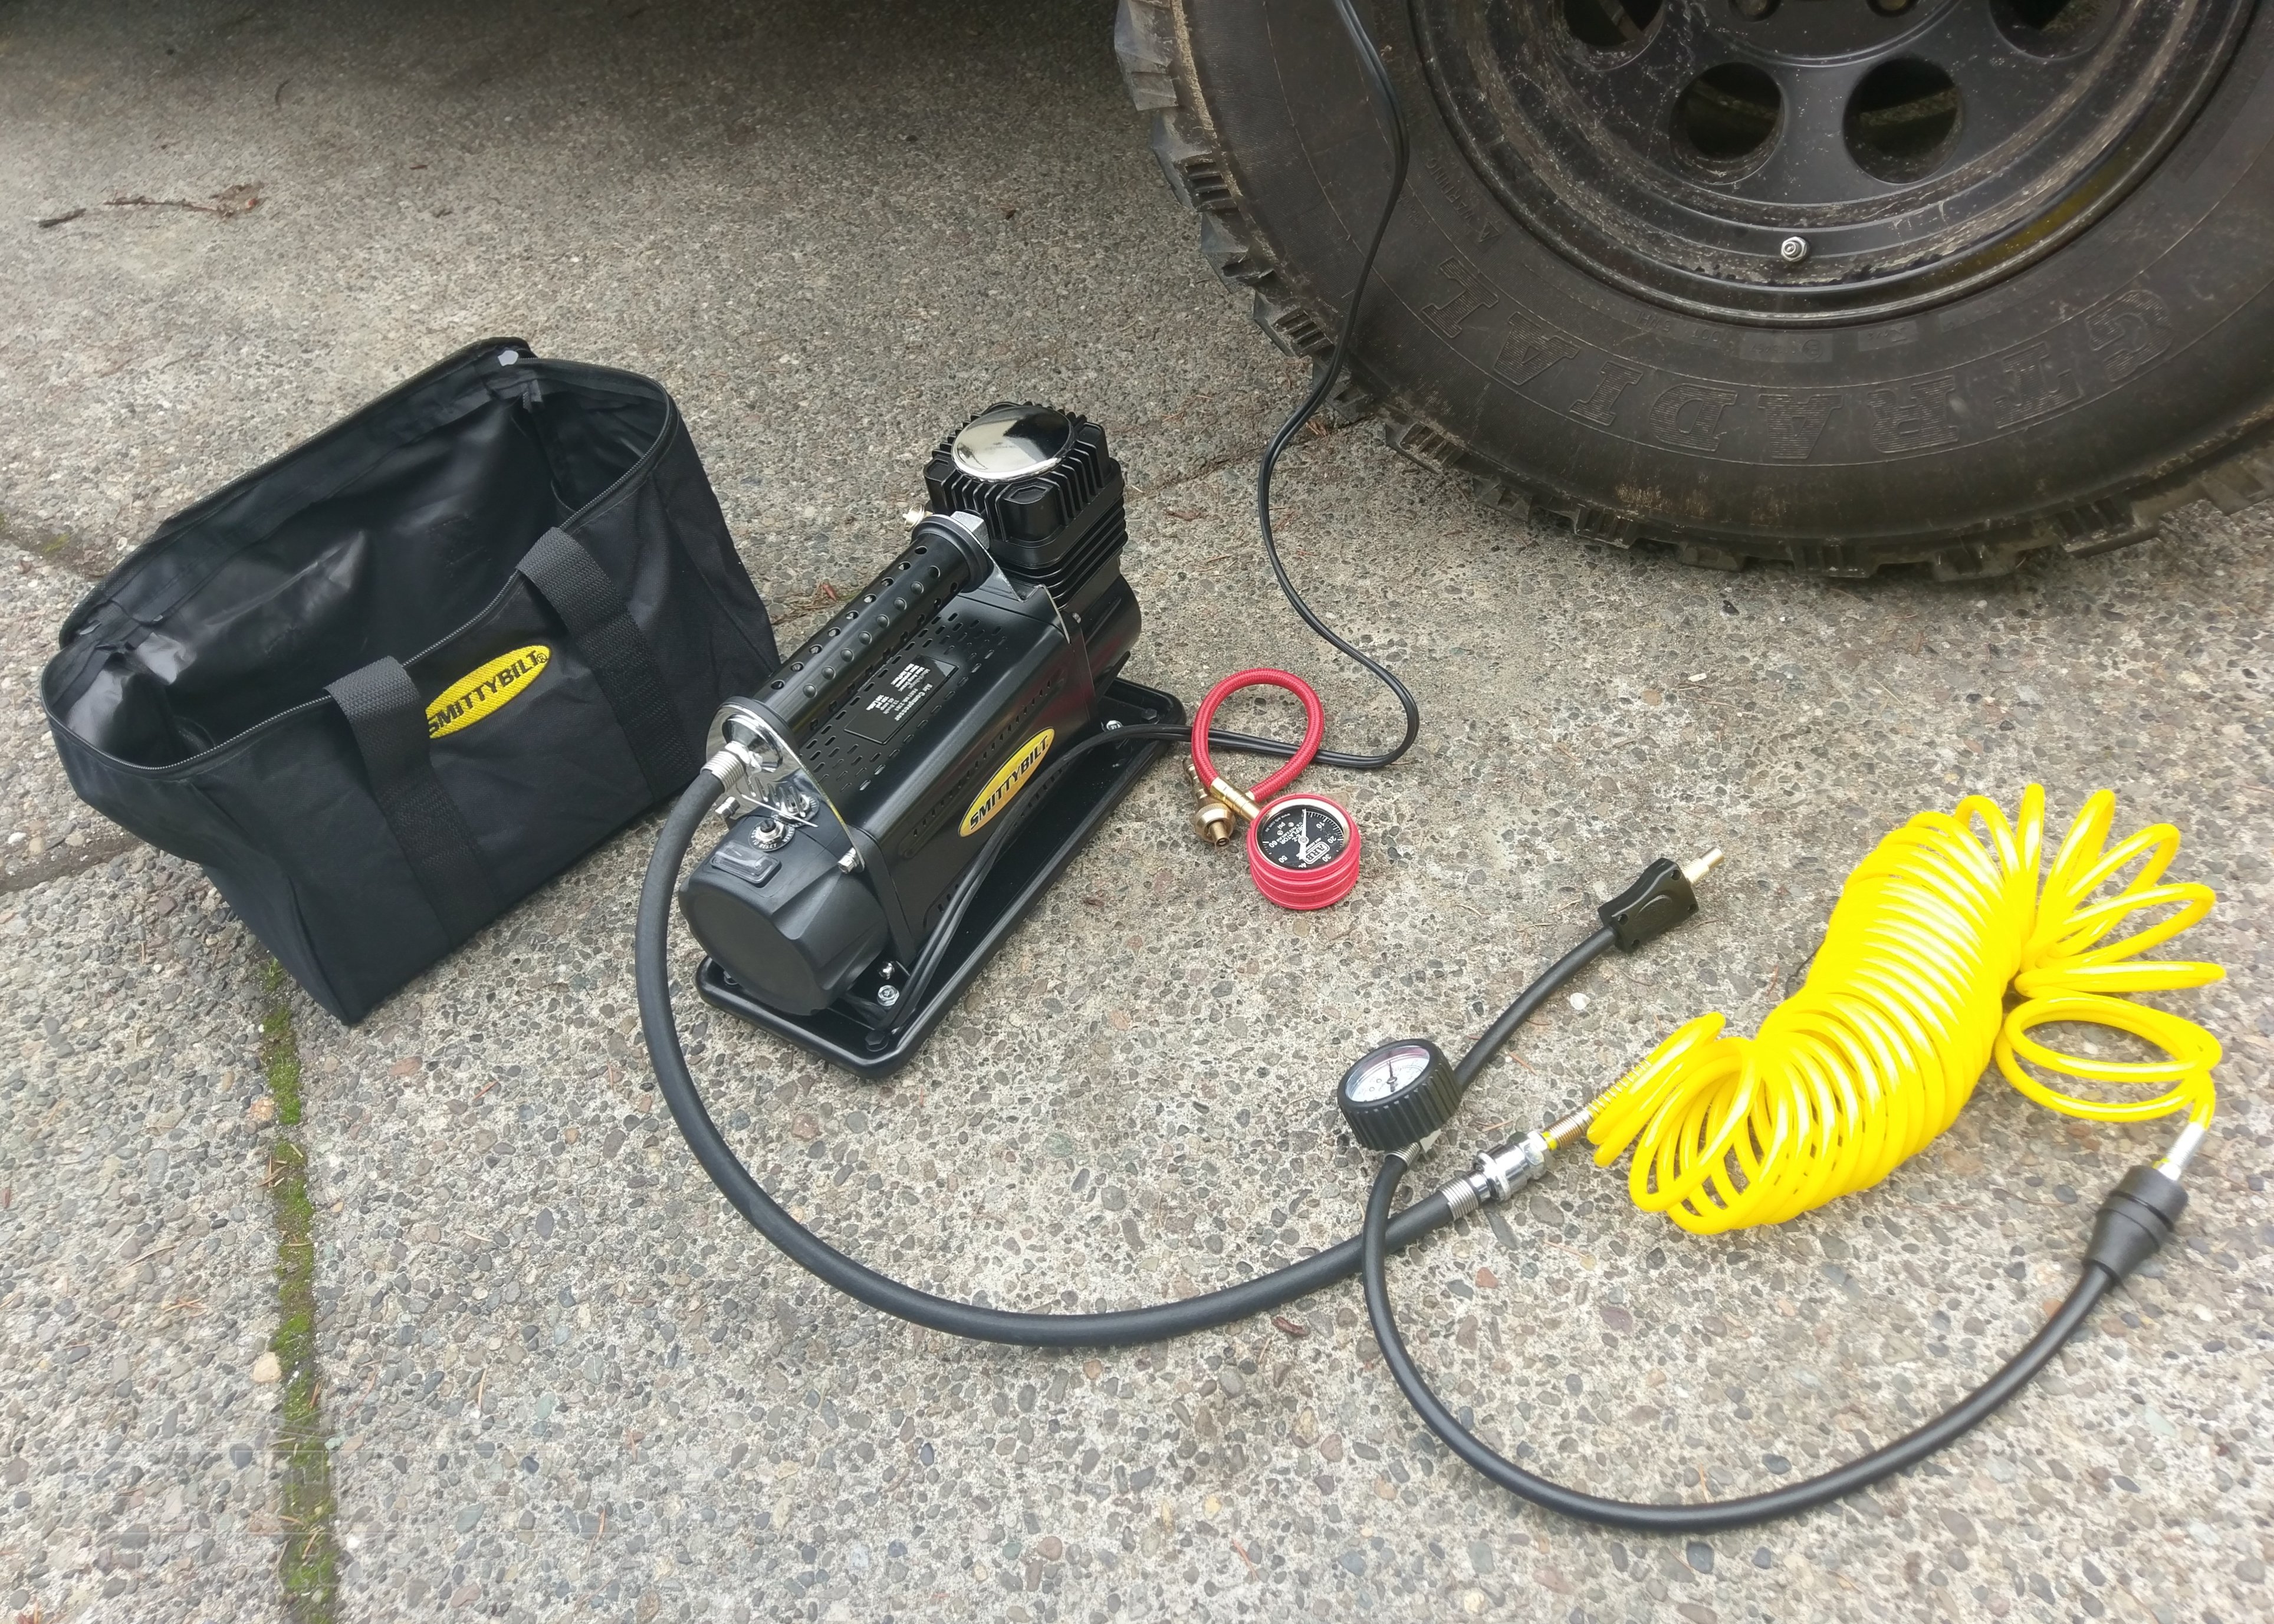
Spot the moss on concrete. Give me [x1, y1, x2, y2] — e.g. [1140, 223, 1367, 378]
[261, 961, 339, 1623]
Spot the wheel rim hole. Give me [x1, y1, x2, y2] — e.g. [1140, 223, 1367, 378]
[1563, 0, 1664, 54]
[1993, 0, 2111, 55]
[1674, 64, 1782, 167]
[1845, 60, 1961, 183]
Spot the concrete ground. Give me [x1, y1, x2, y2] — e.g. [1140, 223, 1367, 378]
[2, 2, 2269, 1622]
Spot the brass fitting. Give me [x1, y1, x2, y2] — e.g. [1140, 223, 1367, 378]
[1183, 757, 1239, 846]
[1541, 1103, 1595, 1152]
[1208, 775, 1263, 824]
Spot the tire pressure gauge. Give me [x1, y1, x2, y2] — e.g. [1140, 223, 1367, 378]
[1189, 668, 1364, 910]
[1250, 794, 1362, 910]
[1338, 1038, 1461, 1152]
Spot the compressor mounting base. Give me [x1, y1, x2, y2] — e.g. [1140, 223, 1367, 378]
[695, 678, 1185, 1079]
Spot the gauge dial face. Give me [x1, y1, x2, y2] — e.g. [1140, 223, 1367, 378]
[1254, 798, 1350, 872]
[1345, 1043, 1435, 1104]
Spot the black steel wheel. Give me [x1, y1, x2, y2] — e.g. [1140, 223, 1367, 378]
[1118, 0, 2274, 577]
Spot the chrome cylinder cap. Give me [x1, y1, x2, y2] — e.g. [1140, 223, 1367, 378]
[950, 404, 1074, 482]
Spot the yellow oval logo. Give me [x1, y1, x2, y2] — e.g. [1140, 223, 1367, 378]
[425, 645, 551, 739]
[961, 728, 1054, 837]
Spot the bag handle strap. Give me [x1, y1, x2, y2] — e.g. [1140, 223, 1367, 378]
[326, 656, 500, 947]
[517, 528, 698, 801]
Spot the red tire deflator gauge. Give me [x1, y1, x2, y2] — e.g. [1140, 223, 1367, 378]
[1189, 669, 1363, 910]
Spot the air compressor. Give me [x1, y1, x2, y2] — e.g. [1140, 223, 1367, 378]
[679, 403, 1184, 1075]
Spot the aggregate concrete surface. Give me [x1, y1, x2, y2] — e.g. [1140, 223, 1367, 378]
[2, 2, 2270, 1622]
[2, 852, 290, 1624]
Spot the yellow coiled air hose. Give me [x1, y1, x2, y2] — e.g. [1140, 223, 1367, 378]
[1586, 786, 2224, 1234]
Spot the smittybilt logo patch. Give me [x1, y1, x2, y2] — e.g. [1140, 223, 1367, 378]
[425, 645, 551, 739]
[960, 728, 1054, 837]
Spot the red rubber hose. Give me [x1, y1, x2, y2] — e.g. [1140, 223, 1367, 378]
[1191, 669, 1326, 804]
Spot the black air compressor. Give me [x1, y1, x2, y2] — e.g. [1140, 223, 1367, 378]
[681, 405, 1182, 1074]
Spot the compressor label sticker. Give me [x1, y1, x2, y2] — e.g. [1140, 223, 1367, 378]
[842, 657, 949, 744]
[425, 645, 551, 739]
[960, 728, 1055, 837]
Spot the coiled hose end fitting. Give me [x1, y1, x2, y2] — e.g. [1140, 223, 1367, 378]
[2085, 1123, 2203, 1284]
[2157, 1119, 2208, 1179]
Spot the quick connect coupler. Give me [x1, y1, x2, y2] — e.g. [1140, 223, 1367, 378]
[1435, 1106, 1595, 1220]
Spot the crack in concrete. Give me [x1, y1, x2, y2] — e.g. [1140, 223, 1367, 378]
[257, 963, 341, 1622]
[1, 829, 142, 893]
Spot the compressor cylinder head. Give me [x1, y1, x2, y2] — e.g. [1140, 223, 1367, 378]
[926, 403, 1141, 686]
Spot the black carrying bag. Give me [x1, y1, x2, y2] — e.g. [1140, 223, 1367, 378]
[42, 338, 778, 1023]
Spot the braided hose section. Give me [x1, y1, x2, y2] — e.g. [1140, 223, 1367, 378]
[1589, 787, 2224, 1234]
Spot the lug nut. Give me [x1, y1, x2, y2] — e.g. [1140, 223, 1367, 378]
[1733, 0, 1777, 18]
[1779, 235, 1810, 264]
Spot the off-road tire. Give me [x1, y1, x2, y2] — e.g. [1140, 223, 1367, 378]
[1116, 0, 2274, 577]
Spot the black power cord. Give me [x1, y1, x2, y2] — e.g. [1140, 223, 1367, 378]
[1359, 1153, 2188, 1531]
[638, 760, 1632, 1347]
[1206, 0, 1420, 775]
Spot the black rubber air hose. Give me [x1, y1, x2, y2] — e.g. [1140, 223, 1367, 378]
[1359, 1153, 2113, 1532]
[1453, 928, 1614, 1090]
[637, 760, 1615, 1348]
[640, 763, 1457, 1347]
